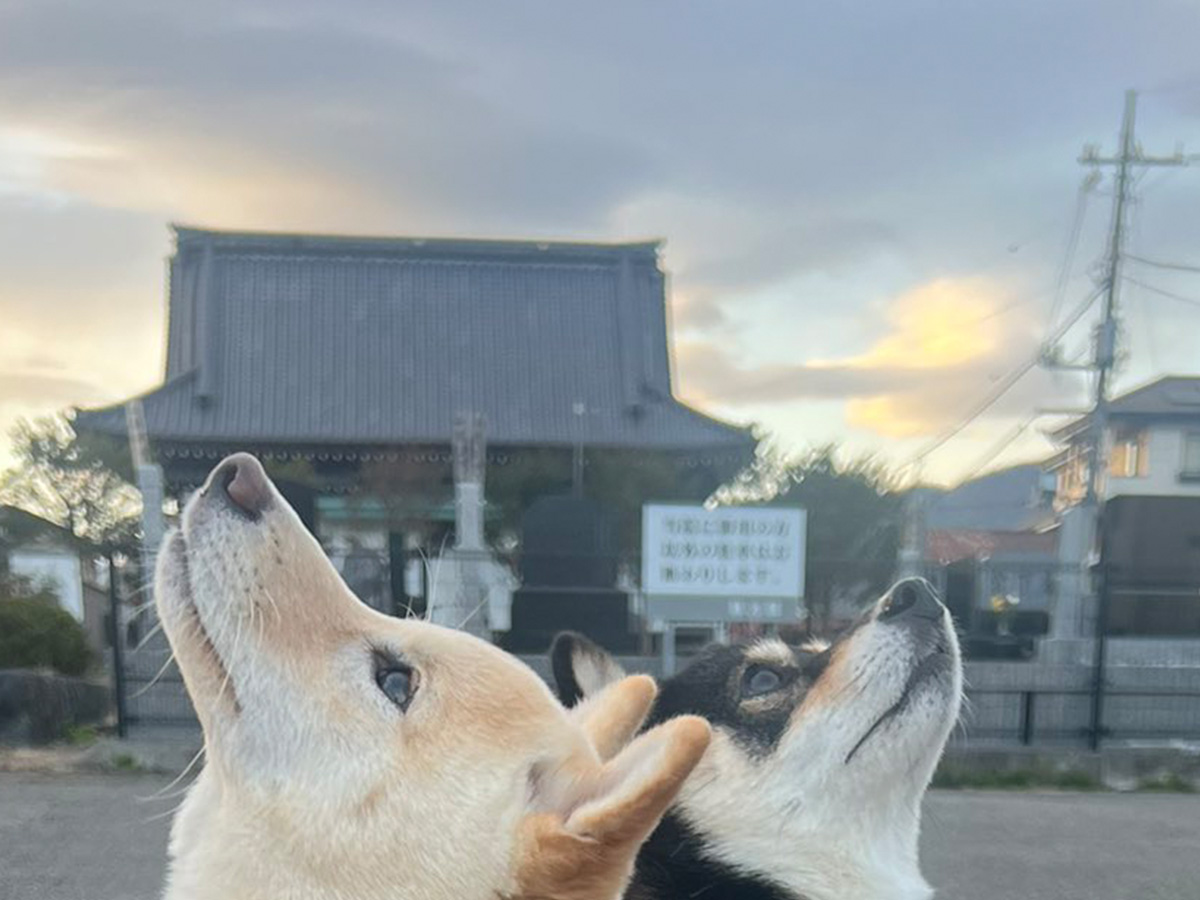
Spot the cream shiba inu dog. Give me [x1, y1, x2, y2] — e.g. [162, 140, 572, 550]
[553, 578, 963, 900]
[156, 453, 710, 900]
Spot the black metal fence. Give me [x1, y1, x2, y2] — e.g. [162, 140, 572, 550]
[957, 685, 1200, 746]
[109, 548, 1200, 747]
[120, 630, 199, 730]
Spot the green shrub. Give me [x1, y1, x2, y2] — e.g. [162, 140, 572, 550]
[64, 723, 100, 746]
[1137, 773, 1197, 793]
[110, 752, 141, 771]
[0, 597, 93, 676]
[932, 764, 1104, 791]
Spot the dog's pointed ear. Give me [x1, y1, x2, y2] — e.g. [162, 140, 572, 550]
[518, 716, 711, 899]
[550, 631, 626, 707]
[565, 716, 710, 843]
[567, 674, 656, 762]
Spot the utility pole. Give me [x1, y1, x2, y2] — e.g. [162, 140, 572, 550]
[1077, 90, 1188, 501]
[896, 491, 926, 581]
[1070, 90, 1188, 749]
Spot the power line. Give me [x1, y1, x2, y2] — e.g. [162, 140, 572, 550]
[1126, 253, 1200, 275]
[1128, 281, 1161, 371]
[1123, 275, 1200, 309]
[906, 283, 1103, 469]
[1046, 175, 1096, 332]
[1123, 188, 1159, 373]
[955, 413, 1039, 484]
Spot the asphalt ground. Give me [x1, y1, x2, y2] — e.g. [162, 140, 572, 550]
[1, 774, 1198, 900]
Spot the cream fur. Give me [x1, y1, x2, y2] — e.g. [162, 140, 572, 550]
[157, 454, 709, 900]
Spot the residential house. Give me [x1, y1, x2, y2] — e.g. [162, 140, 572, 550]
[0, 506, 109, 659]
[1047, 375, 1200, 652]
[1050, 375, 1200, 506]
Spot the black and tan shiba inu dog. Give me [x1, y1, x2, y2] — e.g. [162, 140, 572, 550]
[553, 578, 962, 900]
[156, 454, 710, 900]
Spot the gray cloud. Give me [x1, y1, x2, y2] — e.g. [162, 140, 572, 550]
[0, 1, 663, 230]
[0, 372, 112, 406]
[676, 341, 924, 405]
[1, 0, 1198, 474]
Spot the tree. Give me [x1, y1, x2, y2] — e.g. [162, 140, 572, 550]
[0, 568, 60, 608]
[0, 412, 141, 554]
[585, 450, 732, 557]
[485, 447, 739, 558]
[0, 595, 93, 676]
[734, 444, 903, 633]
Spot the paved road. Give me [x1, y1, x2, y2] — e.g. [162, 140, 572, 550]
[1, 774, 1198, 899]
[920, 790, 1200, 900]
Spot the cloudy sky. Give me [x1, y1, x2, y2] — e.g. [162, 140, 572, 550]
[2, 0, 1199, 482]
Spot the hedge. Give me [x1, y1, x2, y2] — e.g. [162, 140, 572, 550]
[0, 598, 93, 677]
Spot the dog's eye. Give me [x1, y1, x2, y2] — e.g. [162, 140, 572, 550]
[374, 655, 417, 712]
[742, 665, 782, 697]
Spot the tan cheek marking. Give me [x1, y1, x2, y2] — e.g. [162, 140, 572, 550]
[793, 639, 859, 720]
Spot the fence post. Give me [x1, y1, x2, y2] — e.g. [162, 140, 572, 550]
[1088, 506, 1112, 751]
[1020, 690, 1035, 745]
[106, 553, 128, 739]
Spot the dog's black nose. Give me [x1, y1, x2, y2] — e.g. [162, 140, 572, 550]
[879, 578, 943, 622]
[207, 453, 272, 519]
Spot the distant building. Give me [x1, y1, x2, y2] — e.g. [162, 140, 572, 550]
[1048, 375, 1200, 506]
[917, 465, 1058, 657]
[0, 506, 108, 659]
[76, 226, 754, 618]
[1046, 375, 1200, 652]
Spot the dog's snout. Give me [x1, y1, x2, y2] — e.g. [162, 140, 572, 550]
[207, 453, 272, 519]
[879, 577, 943, 622]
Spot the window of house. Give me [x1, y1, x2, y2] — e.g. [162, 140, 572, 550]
[1109, 430, 1148, 479]
[1182, 433, 1200, 481]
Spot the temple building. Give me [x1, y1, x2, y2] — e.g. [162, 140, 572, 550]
[78, 226, 754, 620]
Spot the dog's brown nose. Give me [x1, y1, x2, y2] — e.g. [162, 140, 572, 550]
[209, 453, 272, 519]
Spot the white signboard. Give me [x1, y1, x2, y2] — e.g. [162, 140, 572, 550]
[641, 504, 806, 599]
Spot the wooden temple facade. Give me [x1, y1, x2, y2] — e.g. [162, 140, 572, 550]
[78, 226, 754, 618]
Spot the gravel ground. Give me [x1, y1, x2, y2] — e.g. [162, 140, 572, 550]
[1, 773, 1198, 899]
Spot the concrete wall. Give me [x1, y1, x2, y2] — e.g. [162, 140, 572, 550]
[939, 744, 1200, 790]
[1041, 637, 1200, 666]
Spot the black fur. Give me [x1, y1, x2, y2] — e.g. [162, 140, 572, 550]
[645, 643, 817, 755]
[554, 632, 830, 756]
[552, 632, 830, 899]
[626, 812, 801, 900]
[549, 632, 586, 706]
[553, 581, 953, 900]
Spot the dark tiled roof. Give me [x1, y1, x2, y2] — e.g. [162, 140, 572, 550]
[78, 226, 752, 452]
[1051, 375, 1200, 441]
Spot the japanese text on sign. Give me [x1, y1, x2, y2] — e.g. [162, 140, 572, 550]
[641, 505, 806, 599]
